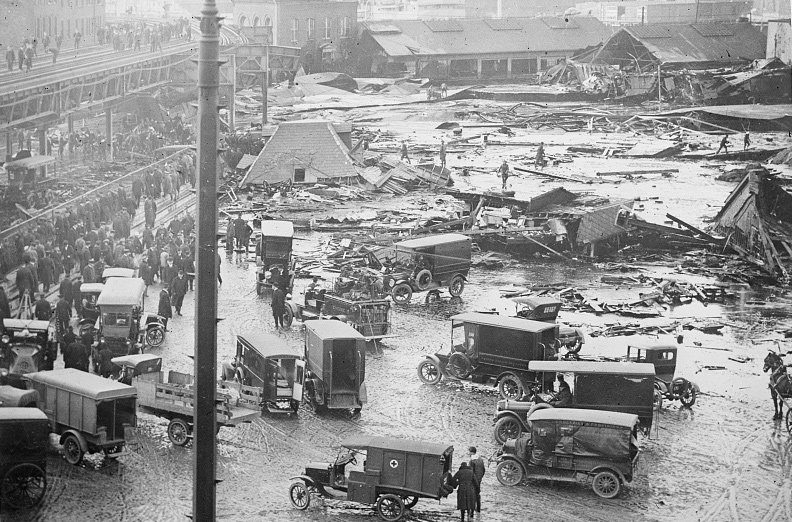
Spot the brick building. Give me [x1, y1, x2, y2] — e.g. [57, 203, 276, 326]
[232, 0, 357, 73]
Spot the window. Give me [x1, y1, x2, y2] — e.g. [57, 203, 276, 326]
[294, 168, 306, 183]
[291, 19, 299, 43]
[307, 18, 315, 40]
[341, 17, 350, 37]
[324, 17, 331, 39]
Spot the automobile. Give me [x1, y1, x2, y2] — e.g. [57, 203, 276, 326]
[221, 333, 305, 414]
[512, 296, 584, 353]
[0, 408, 49, 509]
[492, 360, 656, 443]
[304, 321, 367, 416]
[24, 369, 137, 465]
[0, 319, 55, 386]
[100, 267, 136, 281]
[78, 282, 105, 326]
[626, 341, 696, 408]
[288, 435, 454, 521]
[255, 220, 294, 295]
[111, 353, 163, 385]
[416, 312, 559, 400]
[2, 154, 57, 194]
[493, 408, 641, 499]
[0, 384, 39, 407]
[80, 277, 166, 354]
[375, 233, 471, 304]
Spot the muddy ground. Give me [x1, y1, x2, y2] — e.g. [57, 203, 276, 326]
[6, 97, 792, 522]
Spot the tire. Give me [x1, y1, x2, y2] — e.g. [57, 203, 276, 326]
[498, 374, 525, 400]
[391, 283, 413, 305]
[376, 493, 405, 522]
[786, 409, 792, 435]
[168, 417, 191, 446]
[288, 481, 311, 510]
[146, 326, 165, 347]
[494, 416, 523, 444]
[447, 353, 472, 380]
[592, 470, 621, 499]
[495, 460, 524, 486]
[677, 380, 696, 407]
[653, 389, 664, 412]
[402, 495, 418, 509]
[62, 434, 84, 465]
[414, 269, 432, 291]
[1, 463, 47, 509]
[282, 306, 294, 328]
[416, 359, 442, 385]
[448, 275, 465, 297]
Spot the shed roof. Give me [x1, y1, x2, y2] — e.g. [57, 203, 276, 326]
[237, 333, 303, 359]
[242, 120, 357, 186]
[305, 320, 365, 340]
[395, 233, 470, 249]
[24, 369, 137, 400]
[341, 435, 453, 456]
[451, 312, 558, 333]
[529, 408, 640, 428]
[362, 17, 612, 58]
[261, 220, 294, 238]
[0, 407, 49, 421]
[97, 277, 146, 306]
[529, 360, 656, 375]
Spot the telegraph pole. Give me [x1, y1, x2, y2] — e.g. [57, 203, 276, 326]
[194, 0, 220, 520]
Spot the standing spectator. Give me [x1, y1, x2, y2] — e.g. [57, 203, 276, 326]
[59, 275, 73, 309]
[441, 82, 448, 98]
[54, 294, 71, 340]
[38, 251, 55, 292]
[400, 140, 411, 164]
[157, 289, 172, 330]
[272, 285, 286, 328]
[72, 276, 83, 318]
[534, 142, 545, 169]
[64, 332, 84, 369]
[439, 139, 447, 168]
[42, 33, 50, 52]
[499, 159, 510, 190]
[34, 293, 52, 321]
[0, 287, 11, 332]
[144, 196, 156, 228]
[16, 257, 37, 300]
[744, 132, 751, 151]
[451, 462, 476, 522]
[74, 31, 82, 49]
[24, 45, 33, 72]
[5, 46, 15, 71]
[169, 269, 188, 315]
[183, 254, 195, 291]
[468, 447, 485, 514]
[50, 45, 58, 64]
[55, 33, 63, 50]
[97, 339, 114, 377]
[161, 171, 172, 201]
[17, 46, 24, 71]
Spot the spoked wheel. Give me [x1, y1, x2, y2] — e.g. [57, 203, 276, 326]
[786, 409, 792, 434]
[282, 306, 294, 328]
[498, 374, 525, 400]
[288, 481, 311, 510]
[146, 326, 165, 347]
[495, 460, 524, 486]
[391, 283, 413, 305]
[351, 408, 362, 419]
[447, 353, 472, 380]
[493, 416, 523, 444]
[592, 470, 621, 499]
[448, 275, 465, 297]
[1, 463, 47, 509]
[168, 417, 191, 446]
[402, 495, 418, 509]
[679, 385, 696, 408]
[416, 359, 442, 385]
[62, 434, 84, 465]
[376, 493, 405, 522]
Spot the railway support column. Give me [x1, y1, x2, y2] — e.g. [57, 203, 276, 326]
[5, 132, 12, 162]
[105, 109, 113, 162]
[38, 128, 46, 155]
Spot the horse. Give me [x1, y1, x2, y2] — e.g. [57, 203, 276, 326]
[763, 351, 792, 420]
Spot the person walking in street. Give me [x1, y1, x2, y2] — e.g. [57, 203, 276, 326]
[468, 447, 485, 514]
[38, 251, 54, 292]
[272, 284, 286, 328]
[452, 462, 476, 521]
[499, 159, 510, 190]
[439, 139, 447, 168]
[97, 338, 114, 377]
[716, 134, 730, 155]
[54, 294, 71, 341]
[744, 132, 751, 151]
[34, 293, 52, 321]
[534, 142, 545, 169]
[16, 257, 38, 301]
[158, 289, 172, 330]
[63, 331, 84, 370]
[400, 140, 411, 164]
[59, 275, 73, 310]
[169, 269, 188, 316]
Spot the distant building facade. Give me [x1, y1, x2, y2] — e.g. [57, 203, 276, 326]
[233, 0, 357, 72]
[767, 18, 792, 63]
[575, 0, 751, 26]
[465, 0, 579, 18]
[1, 0, 105, 49]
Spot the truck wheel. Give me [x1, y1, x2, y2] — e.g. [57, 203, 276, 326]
[282, 306, 294, 327]
[448, 275, 465, 297]
[415, 269, 432, 291]
[391, 283, 412, 304]
[376, 493, 405, 522]
[447, 353, 472, 380]
[417, 359, 442, 385]
[494, 416, 522, 444]
[498, 374, 525, 400]
[676, 379, 696, 407]
[402, 495, 418, 509]
[146, 326, 165, 347]
[592, 470, 621, 498]
[62, 434, 84, 465]
[168, 418, 191, 446]
[288, 481, 311, 510]
[1, 463, 47, 508]
[495, 460, 524, 486]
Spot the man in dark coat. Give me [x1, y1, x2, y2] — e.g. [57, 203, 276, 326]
[16, 259, 37, 300]
[0, 287, 11, 333]
[38, 252, 55, 292]
[169, 269, 188, 315]
[468, 447, 486, 514]
[158, 289, 172, 329]
[452, 462, 476, 521]
[54, 294, 71, 340]
[34, 293, 52, 321]
[72, 276, 83, 318]
[63, 332, 84, 369]
[272, 285, 286, 328]
[96, 338, 114, 377]
[59, 276, 73, 308]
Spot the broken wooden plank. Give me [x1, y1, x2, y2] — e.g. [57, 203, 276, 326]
[595, 169, 679, 177]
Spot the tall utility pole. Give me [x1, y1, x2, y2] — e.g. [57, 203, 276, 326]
[194, 0, 220, 520]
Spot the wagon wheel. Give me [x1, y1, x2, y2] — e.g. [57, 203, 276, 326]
[416, 359, 442, 385]
[376, 493, 405, 522]
[495, 460, 524, 486]
[168, 417, 191, 446]
[592, 470, 621, 499]
[282, 306, 294, 328]
[786, 409, 792, 434]
[402, 495, 419, 509]
[288, 481, 311, 510]
[145, 326, 165, 347]
[391, 283, 413, 305]
[447, 353, 472, 380]
[498, 373, 525, 400]
[448, 275, 465, 297]
[1, 463, 47, 509]
[678, 382, 696, 408]
[494, 416, 523, 444]
[62, 434, 84, 465]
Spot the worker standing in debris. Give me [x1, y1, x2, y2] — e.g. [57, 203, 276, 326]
[439, 140, 447, 168]
[535, 142, 545, 169]
[441, 83, 448, 98]
[743, 132, 750, 151]
[716, 134, 730, 155]
[499, 160, 510, 190]
[400, 140, 411, 164]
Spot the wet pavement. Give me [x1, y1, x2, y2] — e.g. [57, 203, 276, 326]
[6, 234, 792, 521]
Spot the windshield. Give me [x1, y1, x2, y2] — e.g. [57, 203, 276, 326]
[103, 312, 131, 327]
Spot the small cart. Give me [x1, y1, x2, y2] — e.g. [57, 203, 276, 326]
[0, 408, 49, 509]
[289, 435, 454, 521]
[255, 220, 295, 295]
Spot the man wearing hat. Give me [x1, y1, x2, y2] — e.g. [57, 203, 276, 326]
[170, 269, 188, 316]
